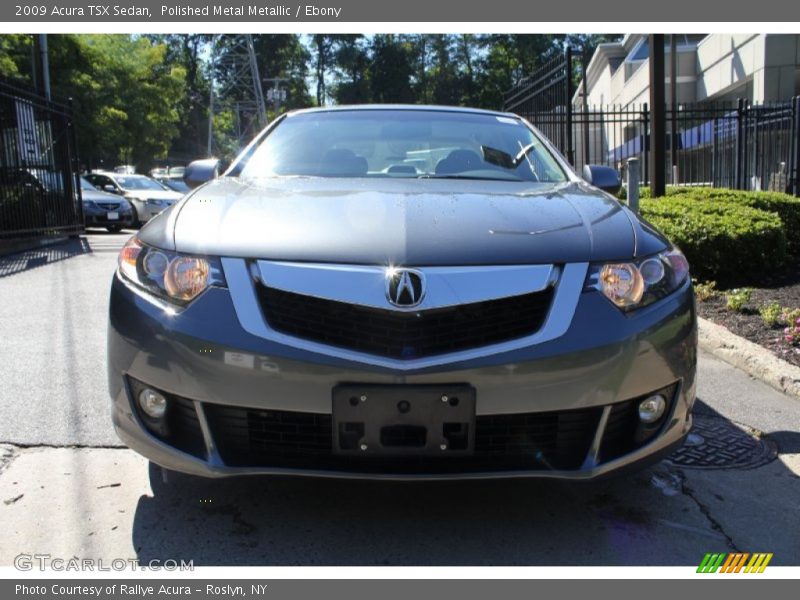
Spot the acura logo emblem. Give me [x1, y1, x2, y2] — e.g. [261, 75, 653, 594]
[386, 268, 425, 307]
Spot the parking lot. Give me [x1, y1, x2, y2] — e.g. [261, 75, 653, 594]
[0, 231, 798, 566]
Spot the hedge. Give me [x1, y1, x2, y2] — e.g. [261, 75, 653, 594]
[638, 196, 786, 286]
[619, 186, 800, 258]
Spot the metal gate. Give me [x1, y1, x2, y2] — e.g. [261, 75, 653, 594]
[502, 48, 576, 165]
[0, 78, 83, 246]
[503, 50, 800, 197]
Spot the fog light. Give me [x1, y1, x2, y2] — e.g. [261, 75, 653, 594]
[638, 394, 666, 423]
[138, 388, 168, 419]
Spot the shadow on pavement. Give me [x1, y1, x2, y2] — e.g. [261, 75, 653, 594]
[0, 237, 92, 278]
[0, 230, 135, 278]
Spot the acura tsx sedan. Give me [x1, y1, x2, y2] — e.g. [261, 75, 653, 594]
[108, 105, 697, 480]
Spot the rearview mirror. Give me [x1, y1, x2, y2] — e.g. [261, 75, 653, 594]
[184, 158, 221, 190]
[582, 165, 622, 195]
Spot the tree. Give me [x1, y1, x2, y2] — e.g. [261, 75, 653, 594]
[330, 35, 371, 105]
[368, 35, 415, 104]
[148, 34, 213, 162]
[311, 34, 333, 105]
[0, 34, 186, 171]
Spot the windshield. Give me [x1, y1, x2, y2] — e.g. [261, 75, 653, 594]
[115, 176, 168, 191]
[160, 179, 189, 193]
[79, 177, 96, 191]
[238, 109, 567, 183]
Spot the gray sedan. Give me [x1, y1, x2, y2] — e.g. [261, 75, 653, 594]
[107, 106, 696, 480]
[85, 172, 183, 225]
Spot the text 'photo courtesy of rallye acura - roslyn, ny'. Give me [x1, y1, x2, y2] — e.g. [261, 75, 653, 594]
[107, 105, 697, 481]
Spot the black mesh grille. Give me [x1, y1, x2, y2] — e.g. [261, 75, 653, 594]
[256, 285, 554, 359]
[204, 403, 602, 474]
[599, 384, 678, 463]
[168, 396, 207, 458]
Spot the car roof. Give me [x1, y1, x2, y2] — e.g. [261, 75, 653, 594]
[285, 104, 520, 119]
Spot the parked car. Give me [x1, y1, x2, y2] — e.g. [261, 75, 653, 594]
[84, 172, 182, 226]
[114, 165, 136, 174]
[108, 105, 696, 480]
[79, 177, 135, 232]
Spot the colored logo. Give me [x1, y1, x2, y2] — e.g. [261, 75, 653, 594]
[697, 552, 773, 573]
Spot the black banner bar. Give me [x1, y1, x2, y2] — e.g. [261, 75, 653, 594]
[2, 0, 800, 22]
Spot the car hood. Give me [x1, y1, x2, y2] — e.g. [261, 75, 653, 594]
[124, 190, 182, 202]
[81, 188, 127, 203]
[144, 177, 668, 264]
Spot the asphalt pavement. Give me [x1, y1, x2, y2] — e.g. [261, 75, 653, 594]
[0, 232, 798, 566]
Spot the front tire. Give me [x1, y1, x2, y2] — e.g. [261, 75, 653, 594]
[130, 205, 141, 228]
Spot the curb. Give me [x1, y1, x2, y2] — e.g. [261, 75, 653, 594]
[698, 317, 800, 400]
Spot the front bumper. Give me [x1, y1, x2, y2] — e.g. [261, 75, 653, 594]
[84, 209, 135, 228]
[108, 271, 697, 480]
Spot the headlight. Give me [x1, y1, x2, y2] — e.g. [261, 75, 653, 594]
[118, 236, 225, 305]
[146, 198, 170, 206]
[586, 248, 689, 310]
[82, 201, 97, 209]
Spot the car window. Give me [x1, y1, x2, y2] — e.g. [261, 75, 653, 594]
[238, 110, 567, 183]
[79, 177, 96, 191]
[115, 176, 169, 191]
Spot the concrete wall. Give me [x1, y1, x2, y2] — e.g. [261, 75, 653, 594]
[594, 47, 697, 108]
[586, 34, 800, 107]
[695, 34, 799, 102]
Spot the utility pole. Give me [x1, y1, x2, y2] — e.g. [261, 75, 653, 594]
[649, 34, 666, 197]
[206, 34, 268, 157]
[39, 34, 51, 101]
[670, 34, 678, 184]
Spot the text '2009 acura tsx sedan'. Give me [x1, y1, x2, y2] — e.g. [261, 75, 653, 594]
[108, 105, 697, 480]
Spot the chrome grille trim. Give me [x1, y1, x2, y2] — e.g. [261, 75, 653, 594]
[223, 258, 588, 370]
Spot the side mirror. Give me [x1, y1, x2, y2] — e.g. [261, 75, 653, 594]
[184, 158, 221, 190]
[103, 184, 117, 193]
[582, 165, 622, 195]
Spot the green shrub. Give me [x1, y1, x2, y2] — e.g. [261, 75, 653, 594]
[759, 302, 783, 327]
[693, 280, 717, 302]
[638, 197, 786, 286]
[668, 188, 800, 258]
[725, 288, 753, 312]
[619, 186, 800, 258]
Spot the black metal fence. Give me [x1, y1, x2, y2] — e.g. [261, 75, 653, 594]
[558, 100, 800, 194]
[0, 78, 83, 245]
[503, 50, 800, 196]
[503, 49, 576, 165]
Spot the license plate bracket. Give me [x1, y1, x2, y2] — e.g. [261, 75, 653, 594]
[332, 384, 476, 456]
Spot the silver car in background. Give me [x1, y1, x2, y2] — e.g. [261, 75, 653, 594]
[85, 172, 183, 226]
[108, 106, 696, 480]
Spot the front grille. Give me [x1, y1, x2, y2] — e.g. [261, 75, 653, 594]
[168, 396, 207, 458]
[204, 403, 602, 474]
[256, 285, 555, 359]
[97, 202, 119, 210]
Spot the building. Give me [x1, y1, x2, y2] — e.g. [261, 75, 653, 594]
[576, 34, 800, 108]
[565, 35, 800, 191]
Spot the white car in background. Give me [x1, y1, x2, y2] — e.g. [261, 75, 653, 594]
[84, 172, 183, 226]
